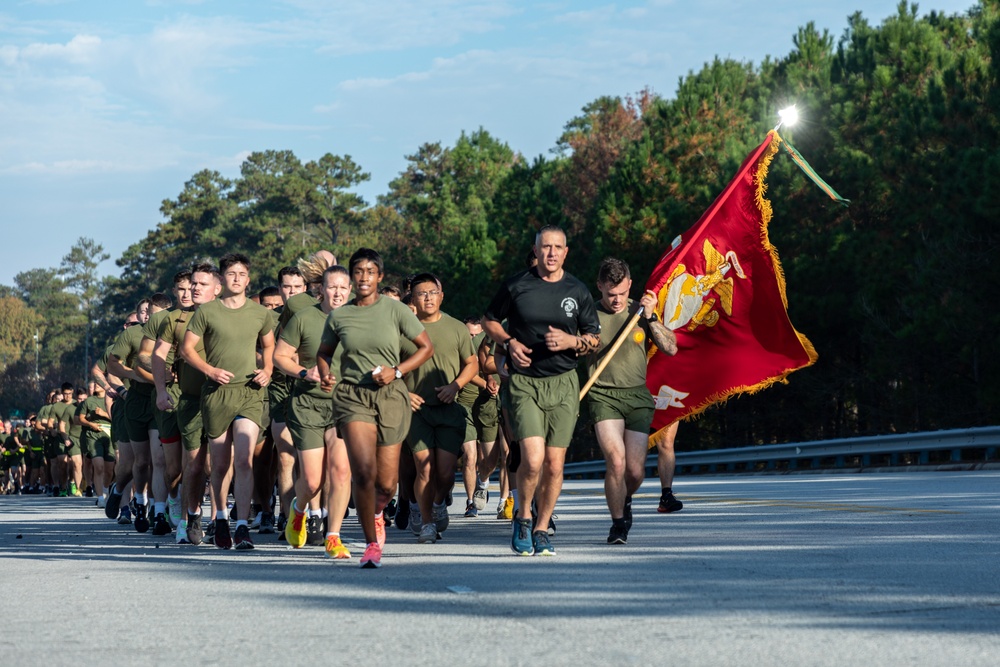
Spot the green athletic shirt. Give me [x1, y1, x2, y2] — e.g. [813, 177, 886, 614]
[280, 303, 338, 399]
[159, 307, 203, 395]
[484, 267, 601, 378]
[321, 295, 424, 387]
[82, 395, 111, 424]
[142, 310, 170, 350]
[399, 313, 475, 406]
[37, 404, 53, 429]
[153, 308, 195, 368]
[586, 299, 651, 389]
[186, 298, 273, 385]
[51, 402, 75, 437]
[109, 325, 151, 386]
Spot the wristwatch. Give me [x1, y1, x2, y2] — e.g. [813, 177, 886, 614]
[298, 369, 308, 379]
[392, 366, 403, 380]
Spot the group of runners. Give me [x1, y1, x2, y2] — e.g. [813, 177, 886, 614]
[0, 225, 685, 567]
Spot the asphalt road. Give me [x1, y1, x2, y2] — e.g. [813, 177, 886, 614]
[2, 471, 998, 666]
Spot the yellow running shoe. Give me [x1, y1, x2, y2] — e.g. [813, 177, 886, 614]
[325, 535, 351, 559]
[500, 496, 514, 520]
[285, 499, 308, 548]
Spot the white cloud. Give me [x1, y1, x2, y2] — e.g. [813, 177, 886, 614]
[18, 33, 101, 64]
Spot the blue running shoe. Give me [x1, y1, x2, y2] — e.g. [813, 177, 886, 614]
[511, 517, 534, 556]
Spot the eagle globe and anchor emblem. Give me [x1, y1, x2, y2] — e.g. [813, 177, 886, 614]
[652, 238, 746, 411]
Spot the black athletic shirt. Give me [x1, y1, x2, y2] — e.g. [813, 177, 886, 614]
[485, 268, 601, 378]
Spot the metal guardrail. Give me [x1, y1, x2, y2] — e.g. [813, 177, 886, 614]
[562, 426, 1000, 478]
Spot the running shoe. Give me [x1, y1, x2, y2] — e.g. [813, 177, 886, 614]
[510, 518, 534, 556]
[375, 513, 386, 549]
[233, 524, 254, 550]
[306, 516, 324, 546]
[325, 535, 351, 559]
[107, 485, 122, 511]
[250, 510, 263, 529]
[134, 505, 150, 533]
[500, 496, 514, 521]
[433, 505, 449, 533]
[205, 520, 216, 545]
[607, 522, 628, 545]
[285, 506, 308, 548]
[624, 495, 634, 531]
[657, 492, 683, 514]
[464, 502, 478, 518]
[176, 520, 190, 544]
[214, 519, 233, 550]
[117, 506, 132, 525]
[259, 512, 276, 534]
[532, 530, 555, 556]
[69, 482, 81, 497]
[359, 542, 382, 569]
[85, 486, 95, 498]
[186, 514, 204, 546]
[276, 514, 287, 542]
[409, 505, 422, 536]
[167, 496, 182, 528]
[417, 523, 437, 544]
[395, 501, 410, 531]
[151, 512, 172, 536]
[384, 498, 397, 527]
[473, 485, 489, 511]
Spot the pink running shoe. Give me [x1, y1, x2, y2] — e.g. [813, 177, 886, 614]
[359, 542, 382, 569]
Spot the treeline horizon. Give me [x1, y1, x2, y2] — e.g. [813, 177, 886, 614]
[1, 2, 997, 454]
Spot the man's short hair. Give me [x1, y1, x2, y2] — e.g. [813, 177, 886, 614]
[219, 252, 251, 274]
[525, 249, 537, 267]
[348, 248, 384, 275]
[597, 257, 631, 287]
[277, 266, 303, 283]
[258, 286, 280, 300]
[535, 225, 567, 246]
[190, 262, 221, 280]
[149, 292, 173, 310]
[172, 269, 193, 286]
[61, 382, 74, 392]
[463, 315, 481, 325]
[135, 298, 151, 315]
[409, 272, 441, 291]
[379, 285, 402, 298]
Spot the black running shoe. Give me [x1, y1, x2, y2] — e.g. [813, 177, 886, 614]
[134, 505, 150, 533]
[306, 516, 324, 546]
[104, 484, 123, 520]
[233, 524, 254, 550]
[607, 522, 628, 545]
[205, 520, 217, 545]
[186, 514, 204, 546]
[214, 519, 233, 550]
[657, 493, 683, 513]
[276, 514, 287, 542]
[395, 500, 410, 531]
[258, 511, 276, 534]
[624, 495, 633, 532]
[151, 513, 172, 536]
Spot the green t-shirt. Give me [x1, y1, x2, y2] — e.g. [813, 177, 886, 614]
[142, 310, 170, 347]
[399, 313, 475, 406]
[37, 404, 53, 430]
[321, 295, 424, 387]
[152, 308, 194, 368]
[186, 298, 273, 386]
[160, 307, 204, 395]
[82, 395, 112, 424]
[109, 324, 152, 388]
[586, 299, 651, 389]
[280, 304, 337, 398]
[51, 402, 75, 436]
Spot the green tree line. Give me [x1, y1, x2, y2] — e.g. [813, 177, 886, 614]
[2, 2, 996, 452]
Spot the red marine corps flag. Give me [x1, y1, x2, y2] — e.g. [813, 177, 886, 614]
[645, 130, 818, 437]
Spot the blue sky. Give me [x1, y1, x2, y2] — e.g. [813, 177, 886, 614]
[0, 0, 975, 286]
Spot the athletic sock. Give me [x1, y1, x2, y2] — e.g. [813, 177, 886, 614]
[154, 501, 166, 515]
[136, 491, 148, 505]
[216, 510, 227, 520]
[235, 519, 248, 528]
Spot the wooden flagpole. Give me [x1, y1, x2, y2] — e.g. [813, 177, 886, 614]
[578, 306, 645, 401]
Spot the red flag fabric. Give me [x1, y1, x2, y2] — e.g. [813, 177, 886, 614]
[645, 130, 817, 438]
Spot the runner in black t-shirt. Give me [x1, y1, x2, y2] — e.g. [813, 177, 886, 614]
[483, 226, 601, 556]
